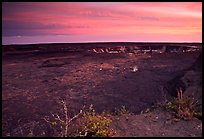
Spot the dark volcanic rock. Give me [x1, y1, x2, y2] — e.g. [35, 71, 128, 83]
[39, 59, 66, 68]
[164, 52, 202, 115]
[2, 43, 202, 137]
[189, 52, 202, 71]
[164, 74, 186, 97]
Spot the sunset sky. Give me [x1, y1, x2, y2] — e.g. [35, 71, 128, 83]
[2, 2, 202, 45]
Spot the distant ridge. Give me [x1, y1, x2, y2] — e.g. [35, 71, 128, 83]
[2, 42, 202, 47]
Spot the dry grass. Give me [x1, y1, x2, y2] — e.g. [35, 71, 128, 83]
[165, 88, 201, 120]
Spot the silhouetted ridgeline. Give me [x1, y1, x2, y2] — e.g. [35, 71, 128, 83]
[2, 42, 202, 54]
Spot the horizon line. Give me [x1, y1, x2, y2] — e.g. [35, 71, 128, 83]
[2, 41, 202, 46]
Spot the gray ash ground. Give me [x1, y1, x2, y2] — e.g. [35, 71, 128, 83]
[2, 44, 202, 137]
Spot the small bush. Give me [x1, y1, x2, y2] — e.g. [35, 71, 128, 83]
[165, 88, 201, 120]
[79, 104, 115, 137]
[44, 102, 115, 137]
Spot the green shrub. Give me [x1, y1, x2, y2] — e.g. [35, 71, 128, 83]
[44, 102, 115, 137]
[79, 104, 115, 137]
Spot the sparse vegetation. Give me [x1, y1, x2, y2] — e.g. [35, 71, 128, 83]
[79, 104, 115, 137]
[114, 105, 132, 121]
[2, 45, 202, 137]
[165, 88, 202, 120]
[44, 100, 83, 137]
[115, 105, 131, 116]
[44, 100, 115, 137]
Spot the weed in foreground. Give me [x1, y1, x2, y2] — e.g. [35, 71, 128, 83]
[165, 88, 202, 120]
[44, 101, 115, 137]
[79, 104, 115, 137]
[114, 105, 132, 116]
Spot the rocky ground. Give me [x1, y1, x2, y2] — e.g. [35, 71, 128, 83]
[110, 106, 202, 137]
[2, 44, 202, 137]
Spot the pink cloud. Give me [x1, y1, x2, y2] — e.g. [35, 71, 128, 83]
[2, 2, 202, 44]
